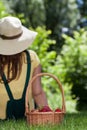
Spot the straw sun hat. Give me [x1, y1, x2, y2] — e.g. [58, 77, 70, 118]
[0, 16, 37, 55]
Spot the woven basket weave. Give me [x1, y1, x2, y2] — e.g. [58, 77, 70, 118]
[25, 73, 66, 125]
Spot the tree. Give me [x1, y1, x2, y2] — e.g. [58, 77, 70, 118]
[5, 0, 45, 28]
[77, 0, 87, 18]
[44, 0, 81, 50]
[4, 0, 80, 52]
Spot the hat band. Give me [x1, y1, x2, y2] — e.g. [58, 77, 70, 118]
[0, 32, 23, 40]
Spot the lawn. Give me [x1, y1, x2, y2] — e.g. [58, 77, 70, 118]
[0, 112, 87, 130]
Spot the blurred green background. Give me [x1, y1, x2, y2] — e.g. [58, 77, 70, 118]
[0, 0, 87, 113]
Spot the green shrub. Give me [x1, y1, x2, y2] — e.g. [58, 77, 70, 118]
[56, 29, 87, 111]
[29, 26, 75, 112]
[0, 0, 9, 17]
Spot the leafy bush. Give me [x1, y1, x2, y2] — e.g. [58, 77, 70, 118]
[0, 0, 9, 17]
[30, 26, 57, 93]
[30, 26, 75, 112]
[30, 26, 56, 70]
[56, 29, 87, 111]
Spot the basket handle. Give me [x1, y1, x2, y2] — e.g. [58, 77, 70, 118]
[25, 73, 66, 114]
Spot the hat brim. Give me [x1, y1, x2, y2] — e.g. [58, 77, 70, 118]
[0, 26, 37, 55]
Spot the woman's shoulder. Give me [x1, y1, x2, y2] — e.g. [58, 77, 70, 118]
[28, 49, 36, 55]
[27, 50, 40, 63]
[27, 50, 37, 58]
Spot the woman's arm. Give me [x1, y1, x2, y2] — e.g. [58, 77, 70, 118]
[32, 64, 48, 108]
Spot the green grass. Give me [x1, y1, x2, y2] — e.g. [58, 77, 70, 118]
[0, 112, 87, 130]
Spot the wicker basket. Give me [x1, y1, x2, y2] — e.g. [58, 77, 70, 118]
[25, 73, 66, 125]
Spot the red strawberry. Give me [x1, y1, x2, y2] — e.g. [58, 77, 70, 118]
[55, 108, 61, 112]
[39, 106, 52, 112]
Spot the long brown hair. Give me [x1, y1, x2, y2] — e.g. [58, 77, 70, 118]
[0, 52, 25, 83]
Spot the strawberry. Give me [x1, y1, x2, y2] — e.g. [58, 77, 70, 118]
[39, 106, 52, 112]
[55, 108, 61, 112]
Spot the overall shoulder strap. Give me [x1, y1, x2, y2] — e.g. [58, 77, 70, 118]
[22, 50, 31, 98]
[1, 73, 14, 99]
[1, 50, 31, 100]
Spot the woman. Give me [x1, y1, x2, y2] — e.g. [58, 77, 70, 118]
[0, 16, 51, 120]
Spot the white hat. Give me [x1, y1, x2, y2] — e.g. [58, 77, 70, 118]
[0, 16, 37, 55]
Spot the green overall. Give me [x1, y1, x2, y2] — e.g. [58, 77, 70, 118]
[1, 50, 31, 119]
